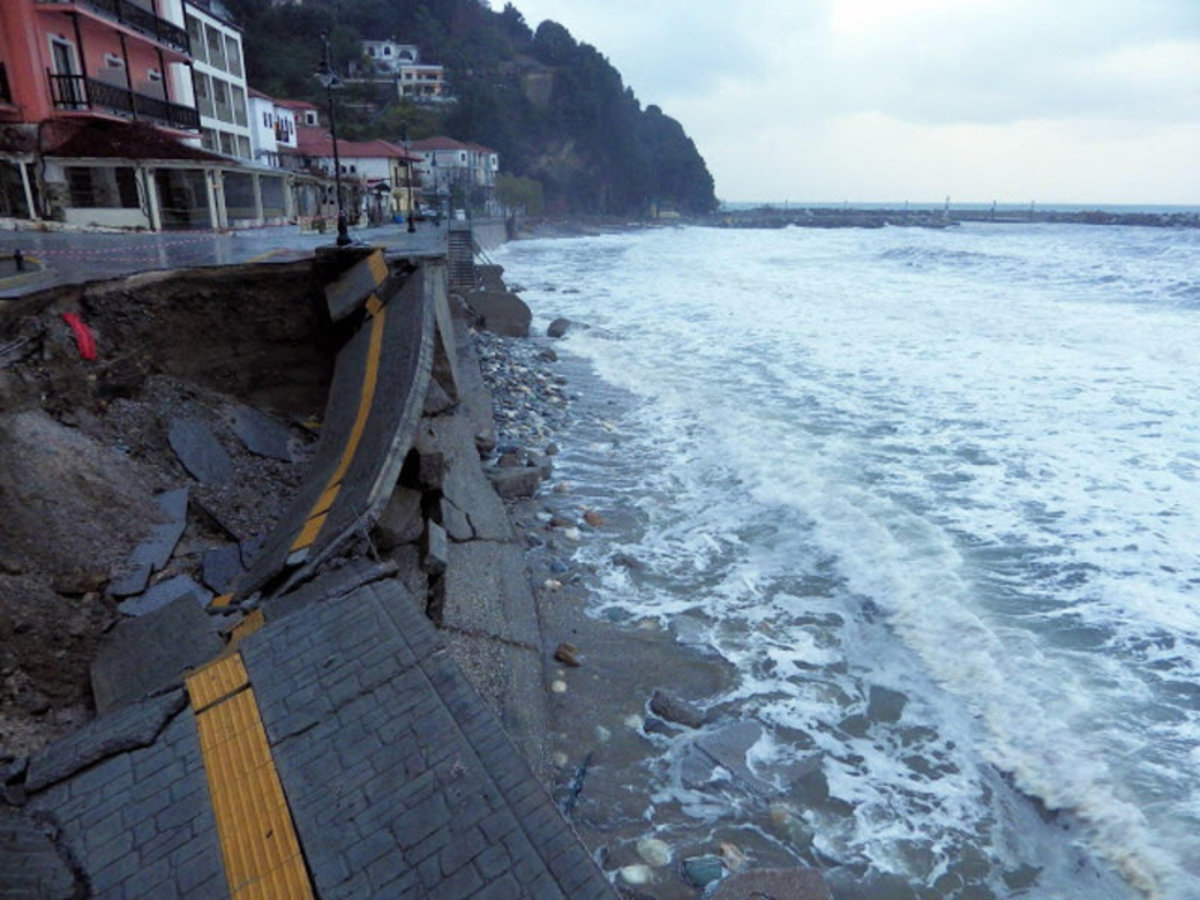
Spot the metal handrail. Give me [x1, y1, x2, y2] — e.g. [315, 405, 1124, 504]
[48, 72, 200, 130]
[36, 0, 190, 55]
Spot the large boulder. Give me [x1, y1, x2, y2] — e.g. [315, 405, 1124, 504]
[467, 290, 531, 337]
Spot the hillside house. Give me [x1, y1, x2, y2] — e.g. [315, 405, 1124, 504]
[348, 40, 448, 103]
[409, 136, 499, 213]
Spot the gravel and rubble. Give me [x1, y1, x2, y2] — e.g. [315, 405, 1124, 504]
[0, 263, 328, 758]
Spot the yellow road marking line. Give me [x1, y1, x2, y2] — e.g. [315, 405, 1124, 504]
[289, 302, 387, 554]
[311, 483, 341, 516]
[187, 655, 313, 899]
[245, 248, 290, 264]
[366, 249, 388, 285]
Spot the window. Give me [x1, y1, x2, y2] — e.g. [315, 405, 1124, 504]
[219, 131, 235, 156]
[206, 24, 227, 71]
[231, 85, 247, 126]
[236, 136, 250, 159]
[368, 46, 376, 57]
[66, 166, 139, 208]
[201, 129, 217, 151]
[212, 79, 232, 123]
[187, 17, 206, 64]
[193, 72, 213, 118]
[384, 46, 392, 56]
[225, 36, 243, 78]
[50, 39, 77, 76]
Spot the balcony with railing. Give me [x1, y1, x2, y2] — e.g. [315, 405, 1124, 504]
[36, 0, 191, 55]
[48, 72, 200, 131]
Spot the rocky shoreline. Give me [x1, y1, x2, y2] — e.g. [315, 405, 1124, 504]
[461, 266, 834, 899]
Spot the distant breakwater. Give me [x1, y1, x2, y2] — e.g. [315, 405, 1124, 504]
[705, 207, 1200, 230]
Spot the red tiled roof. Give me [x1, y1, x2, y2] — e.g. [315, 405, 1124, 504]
[409, 135, 496, 155]
[294, 127, 420, 162]
[39, 117, 224, 162]
[275, 99, 321, 111]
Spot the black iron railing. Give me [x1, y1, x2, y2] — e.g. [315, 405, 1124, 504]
[48, 72, 200, 130]
[36, 0, 191, 55]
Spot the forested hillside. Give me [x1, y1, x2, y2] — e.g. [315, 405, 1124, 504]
[221, 0, 717, 216]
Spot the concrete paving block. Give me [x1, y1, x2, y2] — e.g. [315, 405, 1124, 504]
[168, 418, 233, 485]
[228, 404, 294, 462]
[239, 534, 265, 567]
[107, 560, 153, 598]
[92, 596, 223, 714]
[201, 543, 243, 594]
[117, 574, 210, 618]
[26, 690, 186, 793]
[155, 486, 189, 522]
[108, 488, 189, 596]
[0, 807, 78, 898]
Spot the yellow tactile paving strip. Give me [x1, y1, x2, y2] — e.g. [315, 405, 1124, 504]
[187, 655, 314, 899]
[188, 654, 250, 712]
[289, 296, 388, 558]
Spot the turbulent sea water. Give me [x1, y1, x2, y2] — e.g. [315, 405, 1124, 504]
[494, 223, 1200, 899]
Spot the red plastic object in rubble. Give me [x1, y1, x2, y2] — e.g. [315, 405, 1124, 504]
[61, 313, 97, 361]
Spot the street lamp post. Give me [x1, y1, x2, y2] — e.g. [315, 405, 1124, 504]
[401, 122, 415, 233]
[316, 33, 351, 247]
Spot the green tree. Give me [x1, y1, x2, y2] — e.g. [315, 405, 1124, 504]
[494, 173, 544, 216]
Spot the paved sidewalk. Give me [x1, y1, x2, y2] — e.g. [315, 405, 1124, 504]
[0, 222, 448, 299]
[18, 573, 612, 898]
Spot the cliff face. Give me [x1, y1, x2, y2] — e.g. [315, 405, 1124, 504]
[227, 0, 719, 216]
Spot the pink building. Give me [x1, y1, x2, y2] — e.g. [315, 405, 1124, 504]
[0, 0, 197, 132]
[0, 1, 303, 229]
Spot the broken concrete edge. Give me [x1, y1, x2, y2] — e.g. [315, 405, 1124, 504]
[321, 245, 393, 323]
[22, 689, 187, 796]
[270, 280, 436, 602]
[262, 558, 400, 625]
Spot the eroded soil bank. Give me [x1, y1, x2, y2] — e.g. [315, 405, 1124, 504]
[0, 264, 332, 755]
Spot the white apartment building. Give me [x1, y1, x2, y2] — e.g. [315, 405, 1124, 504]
[183, 0, 252, 160]
[247, 89, 297, 168]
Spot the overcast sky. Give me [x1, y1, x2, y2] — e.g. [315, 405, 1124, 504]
[510, 0, 1200, 205]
